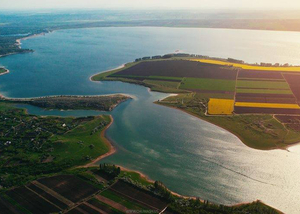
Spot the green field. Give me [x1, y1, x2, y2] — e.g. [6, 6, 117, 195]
[148, 76, 183, 81]
[111, 74, 183, 82]
[236, 88, 293, 94]
[143, 79, 180, 88]
[50, 115, 110, 164]
[180, 78, 236, 91]
[236, 80, 290, 89]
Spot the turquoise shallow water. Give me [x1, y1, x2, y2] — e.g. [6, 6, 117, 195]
[1, 27, 300, 214]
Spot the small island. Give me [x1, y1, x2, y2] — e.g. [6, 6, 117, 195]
[0, 67, 9, 76]
[1, 94, 131, 111]
[92, 53, 300, 150]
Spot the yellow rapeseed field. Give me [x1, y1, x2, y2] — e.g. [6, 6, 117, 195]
[208, 98, 234, 115]
[235, 102, 300, 109]
[191, 59, 300, 72]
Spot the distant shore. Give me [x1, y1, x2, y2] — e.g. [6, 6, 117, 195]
[15, 32, 47, 48]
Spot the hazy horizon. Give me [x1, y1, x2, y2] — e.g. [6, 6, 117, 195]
[1, 0, 300, 10]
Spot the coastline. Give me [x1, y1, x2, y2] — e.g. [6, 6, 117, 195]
[0, 32, 48, 59]
[82, 115, 116, 168]
[155, 100, 288, 151]
[0, 68, 9, 76]
[89, 64, 125, 81]
[15, 32, 47, 48]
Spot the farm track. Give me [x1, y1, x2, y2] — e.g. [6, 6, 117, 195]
[84, 202, 110, 214]
[95, 195, 128, 213]
[32, 181, 75, 207]
[24, 186, 63, 211]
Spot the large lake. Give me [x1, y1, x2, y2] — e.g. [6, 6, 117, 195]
[1, 27, 300, 214]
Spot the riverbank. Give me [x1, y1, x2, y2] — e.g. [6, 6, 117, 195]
[83, 115, 116, 168]
[82, 116, 284, 212]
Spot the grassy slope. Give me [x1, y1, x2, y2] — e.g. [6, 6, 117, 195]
[50, 115, 111, 165]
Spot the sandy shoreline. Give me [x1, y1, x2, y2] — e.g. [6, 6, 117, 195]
[89, 64, 126, 81]
[0, 69, 9, 76]
[82, 115, 116, 168]
[16, 32, 47, 48]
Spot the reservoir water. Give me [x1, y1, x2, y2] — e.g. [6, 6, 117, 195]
[1, 27, 300, 214]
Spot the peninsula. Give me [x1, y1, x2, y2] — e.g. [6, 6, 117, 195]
[92, 53, 300, 150]
[1, 94, 131, 111]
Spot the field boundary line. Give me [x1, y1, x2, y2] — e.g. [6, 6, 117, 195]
[234, 69, 239, 105]
[25, 185, 63, 211]
[109, 186, 161, 212]
[95, 195, 128, 213]
[32, 181, 75, 207]
[75, 206, 89, 214]
[84, 201, 110, 214]
[282, 73, 299, 103]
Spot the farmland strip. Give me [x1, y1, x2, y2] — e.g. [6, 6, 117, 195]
[236, 93, 296, 98]
[84, 202, 110, 214]
[6, 186, 61, 214]
[24, 186, 63, 211]
[0, 196, 22, 214]
[235, 107, 300, 114]
[110, 181, 168, 211]
[95, 195, 128, 213]
[37, 175, 99, 203]
[27, 183, 69, 210]
[76, 203, 101, 214]
[116, 60, 238, 80]
[283, 74, 300, 101]
[32, 181, 74, 207]
[236, 88, 293, 94]
[235, 102, 300, 109]
[192, 59, 300, 72]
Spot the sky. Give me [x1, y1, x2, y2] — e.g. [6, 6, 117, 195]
[1, 0, 300, 10]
